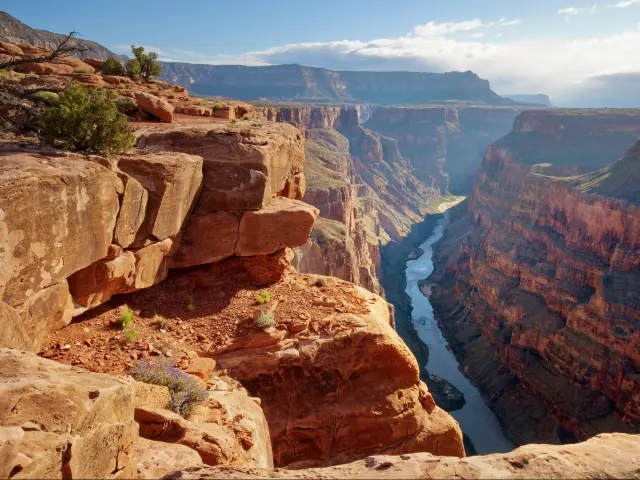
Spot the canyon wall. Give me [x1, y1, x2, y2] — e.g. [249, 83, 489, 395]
[254, 105, 441, 294]
[429, 109, 640, 445]
[161, 64, 508, 105]
[364, 106, 523, 193]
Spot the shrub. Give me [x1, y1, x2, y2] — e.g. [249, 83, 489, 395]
[33, 91, 59, 102]
[242, 114, 250, 120]
[154, 314, 169, 330]
[102, 57, 125, 76]
[130, 358, 208, 417]
[39, 84, 135, 155]
[114, 96, 137, 115]
[74, 67, 93, 74]
[254, 312, 275, 330]
[0, 69, 9, 79]
[255, 291, 271, 305]
[197, 98, 207, 106]
[315, 277, 328, 288]
[213, 103, 223, 110]
[123, 325, 137, 342]
[185, 294, 195, 312]
[125, 58, 141, 79]
[130, 45, 162, 82]
[118, 304, 134, 329]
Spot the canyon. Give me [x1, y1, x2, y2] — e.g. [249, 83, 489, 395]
[0, 14, 639, 478]
[429, 109, 640, 446]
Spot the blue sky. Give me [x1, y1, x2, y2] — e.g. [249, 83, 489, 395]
[4, 0, 640, 104]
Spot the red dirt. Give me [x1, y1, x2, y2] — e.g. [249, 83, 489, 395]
[42, 259, 371, 375]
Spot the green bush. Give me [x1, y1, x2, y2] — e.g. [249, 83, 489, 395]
[131, 358, 208, 417]
[125, 58, 141, 79]
[74, 67, 93, 74]
[102, 57, 125, 76]
[33, 91, 59, 102]
[123, 325, 137, 342]
[114, 96, 137, 115]
[118, 304, 134, 329]
[255, 291, 271, 305]
[213, 103, 223, 110]
[130, 46, 162, 82]
[197, 98, 207, 106]
[254, 312, 275, 330]
[39, 84, 135, 155]
[315, 277, 328, 288]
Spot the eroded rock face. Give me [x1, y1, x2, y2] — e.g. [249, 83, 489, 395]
[430, 114, 640, 445]
[0, 349, 138, 479]
[164, 433, 640, 479]
[135, 92, 175, 123]
[136, 122, 305, 210]
[214, 280, 464, 467]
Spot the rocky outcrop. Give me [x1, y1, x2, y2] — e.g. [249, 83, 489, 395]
[165, 433, 640, 479]
[135, 92, 175, 123]
[161, 64, 507, 105]
[0, 120, 315, 351]
[429, 111, 640, 445]
[0, 349, 138, 479]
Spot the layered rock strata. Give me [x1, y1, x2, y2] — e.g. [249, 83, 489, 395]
[254, 105, 442, 294]
[0, 121, 316, 352]
[429, 113, 640, 445]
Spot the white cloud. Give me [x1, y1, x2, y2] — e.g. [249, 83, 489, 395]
[558, 4, 598, 17]
[609, 0, 640, 7]
[471, 33, 485, 38]
[120, 18, 640, 105]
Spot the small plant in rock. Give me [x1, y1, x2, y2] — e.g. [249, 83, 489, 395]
[123, 325, 137, 342]
[39, 84, 135, 155]
[213, 103, 223, 110]
[255, 291, 271, 305]
[74, 67, 93, 74]
[185, 293, 195, 312]
[154, 314, 169, 330]
[315, 277, 328, 288]
[118, 304, 134, 329]
[197, 98, 207, 106]
[254, 312, 276, 330]
[130, 357, 208, 417]
[102, 57, 126, 76]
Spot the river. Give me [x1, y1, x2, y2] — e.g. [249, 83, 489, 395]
[404, 212, 515, 455]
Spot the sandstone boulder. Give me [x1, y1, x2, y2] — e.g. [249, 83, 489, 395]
[0, 42, 23, 56]
[13, 281, 74, 352]
[163, 433, 640, 479]
[117, 152, 203, 244]
[53, 56, 95, 73]
[103, 75, 134, 86]
[61, 72, 107, 86]
[136, 122, 305, 210]
[236, 198, 319, 257]
[0, 349, 138, 479]
[241, 248, 295, 284]
[68, 238, 175, 310]
[135, 92, 175, 122]
[0, 152, 121, 308]
[19, 74, 72, 89]
[135, 407, 243, 466]
[84, 58, 105, 70]
[137, 438, 203, 479]
[14, 62, 74, 75]
[214, 283, 464, 467]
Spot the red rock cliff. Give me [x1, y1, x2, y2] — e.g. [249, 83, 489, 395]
[430, 111, 640, 445]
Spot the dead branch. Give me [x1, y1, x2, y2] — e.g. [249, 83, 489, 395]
[0, 31, 94, 70]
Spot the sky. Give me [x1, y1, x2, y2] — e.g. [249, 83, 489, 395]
[4, 0, 640, 106]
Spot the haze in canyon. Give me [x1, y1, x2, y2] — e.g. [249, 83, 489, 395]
[0, 1, 639, 479]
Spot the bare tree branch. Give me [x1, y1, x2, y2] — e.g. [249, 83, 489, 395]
[0, 31, 94, 70]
